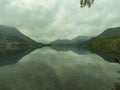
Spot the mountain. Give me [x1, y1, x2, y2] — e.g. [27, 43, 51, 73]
[0, 25, 43, 52]
[84, 27, 120, 52]
[72, 36, 91, 42]
[50, 36, 91, 45]
[49, 36, 91, 54]
[83, 27, 120, 64]
[96, 27, 120, 39]
[50, 39, 71, 45]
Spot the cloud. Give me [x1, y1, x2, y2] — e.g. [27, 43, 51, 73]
[0, 0, 120, 42]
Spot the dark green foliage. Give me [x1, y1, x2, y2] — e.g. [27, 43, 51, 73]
[80, 0, 95, 8]
[115, 83, 120, 90]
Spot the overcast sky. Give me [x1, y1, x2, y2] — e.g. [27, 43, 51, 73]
[0, 0, 120, 43]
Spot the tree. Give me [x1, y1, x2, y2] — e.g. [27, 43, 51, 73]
[80, 0, 95, 8]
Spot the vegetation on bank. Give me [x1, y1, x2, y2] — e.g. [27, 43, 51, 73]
[84, 37, 120, 53]
[81, 27, 120, 53]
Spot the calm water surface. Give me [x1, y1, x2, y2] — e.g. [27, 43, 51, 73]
[0, 47, 120, 90]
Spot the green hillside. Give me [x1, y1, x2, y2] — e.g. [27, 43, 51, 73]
[81, 27, 120, 63]
[0, 25, 42, 52]
[83, 27, 120, 53]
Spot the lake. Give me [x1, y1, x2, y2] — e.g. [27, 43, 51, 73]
[0, 46, 120, 90]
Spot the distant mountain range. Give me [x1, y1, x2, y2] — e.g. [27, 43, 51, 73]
[50, 36, 91, 45]
[49, 36, 91, 54]
[0, 25, 120, 64]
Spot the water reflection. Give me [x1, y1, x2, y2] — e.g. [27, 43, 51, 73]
[89, 51, 120, 64]
[50, 45, 91, 55]
[0, 47, 119, 90]
[50, 45, 120, 64]
[0, 48, 36, 66]
[0, 45, 120, 67]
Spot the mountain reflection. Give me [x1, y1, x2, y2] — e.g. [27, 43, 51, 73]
[0, 46, 119, 90]
[87, 49, 120, 64]
[49, 45, 91, 55]
[49, 45, 120, 64]
[0, 48, 36, 66]
[0, 44, 120, 67]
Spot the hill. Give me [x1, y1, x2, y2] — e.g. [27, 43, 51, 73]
[0, 25, 42, 52]
[83, 27, 120, 63]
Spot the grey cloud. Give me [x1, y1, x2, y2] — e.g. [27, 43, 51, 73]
[0, 0, 120, 42]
